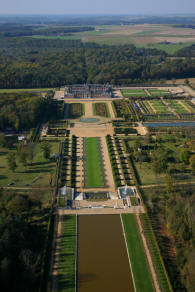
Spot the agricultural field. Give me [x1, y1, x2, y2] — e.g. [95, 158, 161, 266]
[58, 215, 76, 292]
[31, 24, 195, 54]
[0, 141, 60, 187]
[122, 214, 155, 292]
[93, 102, 110, 117]
[121, 89, 148, 97]
[83, 137, 105, 188]
[69, 103, 84, 118]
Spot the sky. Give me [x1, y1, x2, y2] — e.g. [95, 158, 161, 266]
[0, 0, 195, 15]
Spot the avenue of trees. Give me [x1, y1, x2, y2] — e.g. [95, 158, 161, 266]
[143, 184, 195, 292]
[0, 38, 194, 89]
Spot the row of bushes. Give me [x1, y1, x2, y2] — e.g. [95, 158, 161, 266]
[114, 137, 132, 185]
[114, 127, 137, 135]
[106, 135, 122, 188]
[59, 138, 70, 186]
[70, 135, 77, 188]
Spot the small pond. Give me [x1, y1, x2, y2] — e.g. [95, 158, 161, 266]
[80, 118, 100, 123]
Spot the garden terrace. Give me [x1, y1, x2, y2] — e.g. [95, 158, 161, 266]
[83, 137, 105, 188]
[167, 100, 189, 114]
[112, 100, 133, 120]
[149, 100, 170, 114]
[92, 102, 110, 117]
[121, 89, 148, 97]
[148, 89, 170, 96]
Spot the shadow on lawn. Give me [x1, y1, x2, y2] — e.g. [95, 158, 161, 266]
[0, 151, 8, 156]
[19, 167, 53, 174]
[28, 161, 54, 167]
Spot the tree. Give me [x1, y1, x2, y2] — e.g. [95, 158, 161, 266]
[185, 79, 190, 86]
[6, 153, 17, 172]
[0, 133, 6, 147]
[27, 143, 36, 164]
[180, 149, 190, 165]
[40, 141, 51, 160]
[17, 145, 28, 167]
[189, 155, 195, 174]
[151, 149, 168, 175]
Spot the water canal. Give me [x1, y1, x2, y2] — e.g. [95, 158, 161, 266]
[143, 121, 195, 127]
[77, 215, 135, 292]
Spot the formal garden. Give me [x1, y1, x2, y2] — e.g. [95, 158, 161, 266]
[92, 102, 110, 117]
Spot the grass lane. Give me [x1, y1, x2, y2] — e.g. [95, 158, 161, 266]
[58, 215, 76, 292]
[84, 137, 104, 188]
[122, 214, 155, 292]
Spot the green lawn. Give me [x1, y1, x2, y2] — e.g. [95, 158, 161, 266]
[168, 100, 188, 113]
[121, 214, 155, 292]
[130, 196, 137, 206]
[58, 215, 76, 292]
[84, 137, 104, 188]
[150, 100, 169, 113]
[0, 141, 60, 187]
[121, 89, 148, 97]
[0, 88, 55, 93]
[148, 89, 170, 96]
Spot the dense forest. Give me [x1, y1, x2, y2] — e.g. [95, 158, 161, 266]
[0, 91, 62, 132]
[0, 189, 51, 292]
[0, 36, 194, 88]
